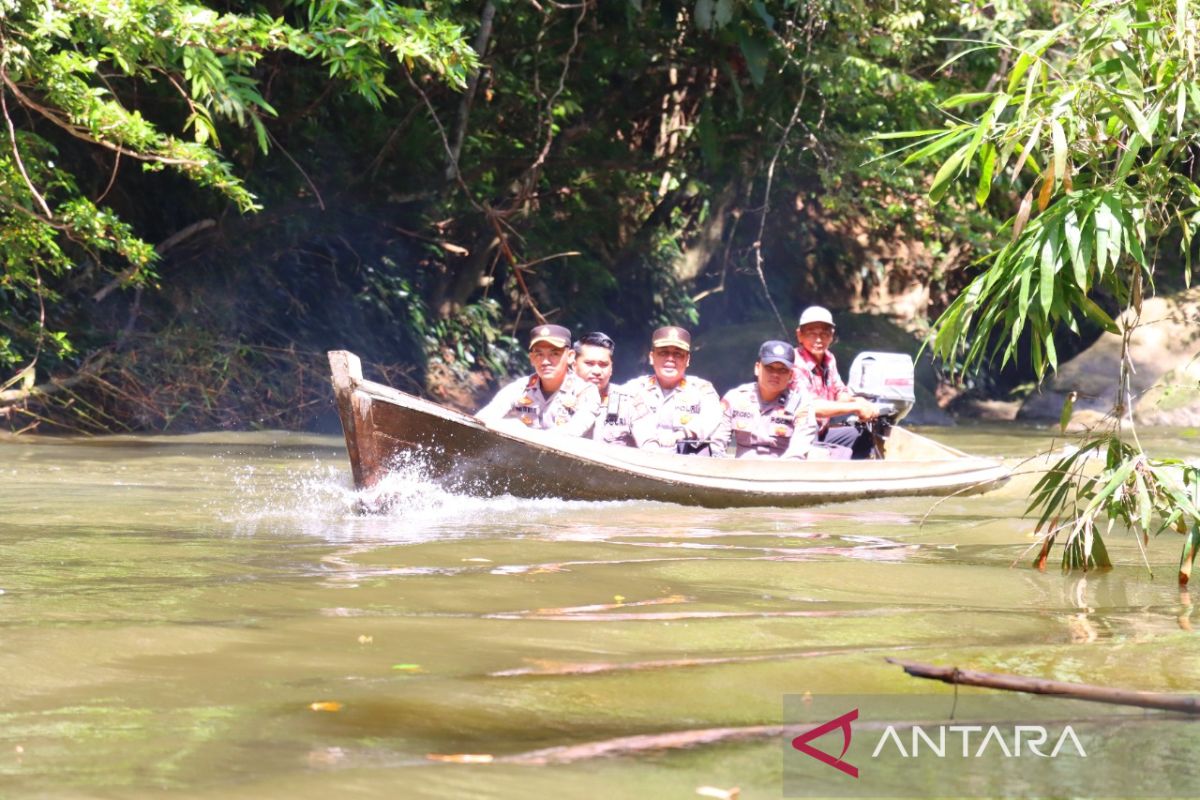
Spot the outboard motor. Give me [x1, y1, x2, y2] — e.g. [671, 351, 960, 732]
[846, 352, 917, 458]
[847, 352, 916, 422]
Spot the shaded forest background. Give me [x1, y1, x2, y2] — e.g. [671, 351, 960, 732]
[1, 0, 1173, 433]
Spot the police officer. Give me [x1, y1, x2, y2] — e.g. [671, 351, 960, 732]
[622, 326, 726, 455]
[793, 305, 881, 459]
[476, 324, 601, 436]
[572, 332, 636, 446]
[721, 340, 819, 459]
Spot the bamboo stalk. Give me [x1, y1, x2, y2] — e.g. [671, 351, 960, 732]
[887, 658, 1200, 715]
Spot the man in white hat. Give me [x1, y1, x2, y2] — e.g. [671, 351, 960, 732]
[621, 326, 726, 455]
[720, 340, 820, 459]
[793, 306, 880, 458]
[476, 324, 601, 436]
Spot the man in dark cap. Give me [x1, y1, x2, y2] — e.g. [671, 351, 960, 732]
[793, 305, 881, 459]
[720, 340, 820, 459]
[621, 326, 726, 455]
[476, 324, 601, 436]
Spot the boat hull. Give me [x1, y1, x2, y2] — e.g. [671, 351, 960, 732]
[329, 351, 1010, 508]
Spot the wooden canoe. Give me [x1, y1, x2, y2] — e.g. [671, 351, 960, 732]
[329, 350, 1010, 508]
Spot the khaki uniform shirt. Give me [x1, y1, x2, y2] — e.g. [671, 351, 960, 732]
[591, 388, 641, 446]
[721, 382, 817, 459]
[476, 371, 601, 437]
[621, 374, 727, 455]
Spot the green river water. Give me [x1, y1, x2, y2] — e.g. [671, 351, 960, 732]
[2, 425, 1198, 798]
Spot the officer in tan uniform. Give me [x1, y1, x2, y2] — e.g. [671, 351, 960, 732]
[721, 340, 820, 459]
[621, 326, 727, 456]
[476, 324, 601, 436]
[571, 332, 636, 446]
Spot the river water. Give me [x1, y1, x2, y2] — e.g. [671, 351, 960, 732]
[2, 425, 1198, 798]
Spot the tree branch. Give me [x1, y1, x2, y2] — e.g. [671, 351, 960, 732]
[0, 69, 205, 167]
[446, 0, 497, 181]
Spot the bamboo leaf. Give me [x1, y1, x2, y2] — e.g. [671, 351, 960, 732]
[1021, 58, 1041, 118]
[1063, 208, 1086, 288]
[1084, 460, 1137, 517]
[1114, 132, 1144, 181]
[1134, 471, 1152, 532]
[1080, 296, 1120, 333]
[1011, 119, 1044, 180]
[875, 129, 959, 140]
[1013, 187, 1035, 241]
[1018, 262, 1033, 324]
[941, 91, 995, 108]
[901, 126, 972, 165]
[1059, 391, 1076, 433]
[1037, 164, 1055, 211]
[1180, 524, 1199, 585]
[1007, 50, 1035, 94]
[1039, 226, 1059, 310]
[1051, 118, 1067, 189]
[1178, 82, 1187, 134]
[929, 143, 970, 202]
[976, 142, 997, 206]
[1121, 98, 1155, 143]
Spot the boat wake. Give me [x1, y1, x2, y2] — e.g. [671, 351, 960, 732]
[222, 449, 634, 541]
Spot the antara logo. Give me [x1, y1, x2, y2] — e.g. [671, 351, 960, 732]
[871, 724, 1087, 759]
[791, 708, 1088, 780]
[791, 708, 859, 778]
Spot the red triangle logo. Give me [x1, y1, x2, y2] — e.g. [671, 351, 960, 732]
[791, 708, 859, 778]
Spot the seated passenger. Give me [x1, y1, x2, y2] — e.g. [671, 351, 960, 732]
[572, 331, 635, 446]
[622, 326, 727, 456]
[792, 305, 882, 459]
[721, 340, 819, 459]
[476, 324, 601, 436]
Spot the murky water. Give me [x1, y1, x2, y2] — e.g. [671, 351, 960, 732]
[2, 425, 1198, 798]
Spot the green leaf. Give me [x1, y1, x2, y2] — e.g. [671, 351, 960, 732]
[1121, 97, 1155, 143]
[875, 129, 963, 140]
[1134, 471, 1153, 532]
[976, 142, 997, 206]
[1084, 460, 1138, 517]
[1079, 296, 1120, 334]
[737, 31, 769, 86]
[928, 143, 970, 203]
[752, 1, 774, 29]
[1006, 50, 1035, 95]
[901, 126, 972, 165]
[1063, 208, 1086, 288]
[1039, 225, 1060, 310]
[940, 92, 994, 109]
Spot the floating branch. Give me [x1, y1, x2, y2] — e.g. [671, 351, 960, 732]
[887, 658, 1200, 715]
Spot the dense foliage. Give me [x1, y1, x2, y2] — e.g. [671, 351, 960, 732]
[3, 0, 1034, 430]
[1, 0, 475, 416]
[906, 0, 1200, 581]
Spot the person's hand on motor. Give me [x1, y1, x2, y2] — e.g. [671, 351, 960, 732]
[854, 398, 881, 421]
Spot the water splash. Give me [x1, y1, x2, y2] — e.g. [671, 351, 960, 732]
[220, 449, 635, 542]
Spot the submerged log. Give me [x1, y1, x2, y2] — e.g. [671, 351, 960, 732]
[887, 658, 1200, 715]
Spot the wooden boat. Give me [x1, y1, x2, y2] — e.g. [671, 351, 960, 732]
[329, 350, 1010, 508]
